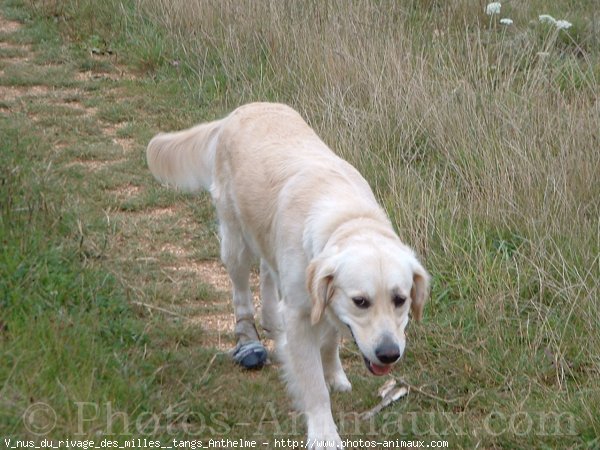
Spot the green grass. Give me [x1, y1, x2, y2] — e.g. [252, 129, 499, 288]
[1, 0, 598, 448]
[0, 113, 144, 434]
[0, 1, 227, 443]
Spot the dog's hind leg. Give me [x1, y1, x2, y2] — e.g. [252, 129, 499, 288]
[259, 259, 282, 339]
[220, 222, 267, 369]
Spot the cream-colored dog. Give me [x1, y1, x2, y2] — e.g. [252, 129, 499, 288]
[147, 103, 429, 449]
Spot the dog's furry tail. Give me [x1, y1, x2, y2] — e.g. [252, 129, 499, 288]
[146, 119, 222, 192]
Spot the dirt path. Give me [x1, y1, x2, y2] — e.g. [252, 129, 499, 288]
[0, 13, 263, 352]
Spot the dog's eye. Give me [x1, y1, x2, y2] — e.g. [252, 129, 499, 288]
[393, 294, 407, 308]
[352, 296, 371, 309]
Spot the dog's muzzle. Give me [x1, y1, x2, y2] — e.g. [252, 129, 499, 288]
[345, 324, 396, 376]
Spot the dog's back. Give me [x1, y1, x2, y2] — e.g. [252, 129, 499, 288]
[147, 102, 383, 261]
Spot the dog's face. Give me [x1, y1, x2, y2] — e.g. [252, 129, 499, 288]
[307, 237, 429, 376]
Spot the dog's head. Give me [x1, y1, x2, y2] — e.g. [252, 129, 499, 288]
[306, 235, 429, 376]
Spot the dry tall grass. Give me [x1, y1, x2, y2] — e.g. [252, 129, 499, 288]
[137, 0, 599, 440]
[139, 2, 598, 295]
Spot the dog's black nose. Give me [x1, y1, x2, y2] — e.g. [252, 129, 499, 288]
[375, 340, 401, 364]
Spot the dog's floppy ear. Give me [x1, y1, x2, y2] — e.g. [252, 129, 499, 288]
[410, 259, 430, 321]
[306, 258, 336, 325]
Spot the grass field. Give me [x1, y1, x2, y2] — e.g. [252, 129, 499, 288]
[1, 0, 598, 448]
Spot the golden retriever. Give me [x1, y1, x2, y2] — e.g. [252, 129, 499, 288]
[147, 103, 429, 449]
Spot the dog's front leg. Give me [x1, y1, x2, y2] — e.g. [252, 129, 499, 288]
[321, 326, 351, 393]
[282, 307, 343, 450]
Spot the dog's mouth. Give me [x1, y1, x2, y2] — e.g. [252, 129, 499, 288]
[362, 355, 393, 376]
[344, 323, 394, 377]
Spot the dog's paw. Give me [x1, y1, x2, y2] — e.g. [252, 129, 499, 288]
[307, 420, 343, 450]
[326, 370, 352, 393]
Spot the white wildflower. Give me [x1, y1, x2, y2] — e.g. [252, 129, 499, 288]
[539, 15, 572, 30]
[486, 2, 501, 15]
[538, 14, 557, 25]
[555, 20, 572, 30]
[500, 18, 513, 25]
